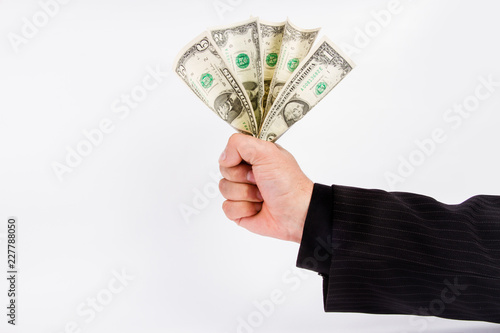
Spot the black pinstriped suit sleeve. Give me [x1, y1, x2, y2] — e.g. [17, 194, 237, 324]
[296, 183, 500, 324]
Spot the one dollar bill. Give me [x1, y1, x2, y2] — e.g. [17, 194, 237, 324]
[258, 36, 355, 141]
[259, 20, 286, 119]
[173, 32, 258, 135]
[209, 18, 265, 127]
[264, 20, 320, 118]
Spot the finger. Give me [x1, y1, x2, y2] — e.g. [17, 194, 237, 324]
[219, 179, 263, 202]
[219, 133, 276, 168]
[219, 163, 255, 184]
[222, 200, 262, 221]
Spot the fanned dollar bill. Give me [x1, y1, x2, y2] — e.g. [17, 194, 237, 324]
[258, 36, 355, 142]
[259, 20, 285, 119]
[264, 20, 320, 117]
[173, 32, 258, 135]
[173, 18, 356, 142]
[209, 18, 265, 127]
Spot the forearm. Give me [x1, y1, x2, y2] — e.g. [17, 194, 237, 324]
[297, 184, 500, 323]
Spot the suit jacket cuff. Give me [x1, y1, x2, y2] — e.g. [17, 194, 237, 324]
[296, 183, 334, 276]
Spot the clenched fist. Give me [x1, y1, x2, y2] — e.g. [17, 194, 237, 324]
[218, 133, 314, 243]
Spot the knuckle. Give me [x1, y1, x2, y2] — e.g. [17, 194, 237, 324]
[227, 167, 238, 180]
[228, 133, 241, 146]
[266, 141, 279, 154]
[245, 204, 254, 215]
[243, 144, 257, 162]
[243, 185, 252, 199]
[224, 165, 247, 182]
[222, 200, 231, 216]
[219, 165, 227, 178]
[218, 178, 227, 194]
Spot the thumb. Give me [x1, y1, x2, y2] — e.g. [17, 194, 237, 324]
[219, 133, 275, 168]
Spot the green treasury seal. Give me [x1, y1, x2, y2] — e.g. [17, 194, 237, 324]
[200, 73, 213, 88]
[235, 53, 250, 69]
[315, 82, 327, 95]
[266, 53, 278, 67]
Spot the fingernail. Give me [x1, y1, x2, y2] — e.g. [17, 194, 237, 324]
[219, 150, 226, 162]
[247, 170, 255, 183]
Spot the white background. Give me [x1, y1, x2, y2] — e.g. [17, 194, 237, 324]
[1, 0, 500, 332]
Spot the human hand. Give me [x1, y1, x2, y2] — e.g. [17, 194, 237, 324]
[218, 133, 314, 243]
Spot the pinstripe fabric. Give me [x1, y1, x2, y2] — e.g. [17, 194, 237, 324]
[297, 184, 500, 323]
